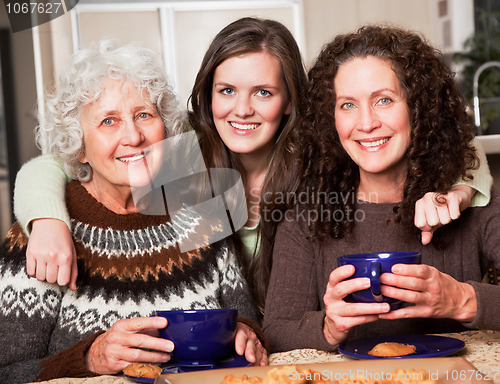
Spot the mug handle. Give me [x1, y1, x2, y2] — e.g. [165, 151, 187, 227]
[369, 261, 384, 302]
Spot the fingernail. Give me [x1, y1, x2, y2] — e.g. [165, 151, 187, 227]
[158, 317, 168, 327]
[164, 341, 174, 351]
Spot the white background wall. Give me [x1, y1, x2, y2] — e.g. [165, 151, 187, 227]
[34, 0, 476, 106]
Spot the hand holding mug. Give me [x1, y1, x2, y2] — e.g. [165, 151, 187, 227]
[378, 263, 478, 322]
[337, 251, 422, 310]
[323, 264, 391, 346]
[323, 252, 421, 346]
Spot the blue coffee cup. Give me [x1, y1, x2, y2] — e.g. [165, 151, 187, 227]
[337, 252, 421, 309]
[156, 308, 238, 367]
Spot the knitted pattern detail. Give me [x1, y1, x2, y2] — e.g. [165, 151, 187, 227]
[71, 208, 198, 258]
[0, 181, 258, 382]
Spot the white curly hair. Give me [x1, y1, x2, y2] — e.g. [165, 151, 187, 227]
[35, 39, 186, 181]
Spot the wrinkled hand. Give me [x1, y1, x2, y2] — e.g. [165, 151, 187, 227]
[234, 323, 268, 366]
[86, 317, 173, 375]
[322, 265, 390, 346]
[415, 185, 473, 245]
[27, 219, 78, 290]
[379, 264, 477, 322]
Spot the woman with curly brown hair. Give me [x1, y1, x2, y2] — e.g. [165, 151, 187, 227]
[263, 25, 500, 352]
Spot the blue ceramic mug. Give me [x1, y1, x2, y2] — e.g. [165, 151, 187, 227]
[337, 252, 421, 309]
[156, 308, 238, 367]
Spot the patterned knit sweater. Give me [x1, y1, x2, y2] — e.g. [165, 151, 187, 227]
[0, 181, 258, 383]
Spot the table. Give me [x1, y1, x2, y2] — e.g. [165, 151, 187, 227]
[270, 330, 500, 383]
[31, 330, 500, 384]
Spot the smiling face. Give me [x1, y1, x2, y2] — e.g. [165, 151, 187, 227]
[211, 51, 291, 159]
[334, 56, 411, 186]
[79, 78, 165, 207]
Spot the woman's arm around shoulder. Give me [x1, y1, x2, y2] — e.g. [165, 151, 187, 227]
[14, 154, 71, 233]
[456, 138, 493, 207]
[14, 154, 77, 290]
[415, 138, 493, 245]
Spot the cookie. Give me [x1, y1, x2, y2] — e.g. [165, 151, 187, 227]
[368, 342, 417, 357]
[262, 365, 330, 384]
[221, 374, 263, 384]
[123, 363, 163, 379]
[263, 365, 304, 384]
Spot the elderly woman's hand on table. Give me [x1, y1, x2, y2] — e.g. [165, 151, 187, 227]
[86, 318, 267, 374]
[86, 316, 173, 374]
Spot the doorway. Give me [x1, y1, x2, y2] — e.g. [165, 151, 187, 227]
[0, 29, 19, 237]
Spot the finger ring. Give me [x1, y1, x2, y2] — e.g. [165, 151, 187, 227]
[432, 193, 445, 206]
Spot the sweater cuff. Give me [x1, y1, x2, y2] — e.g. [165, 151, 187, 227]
[36, 331, 105, 381]
[457, 137, 493, 208]
[461, 281, 500, 330]
[22, 200, 72, 235]
[316, 309, 340, 352]
[14, 154, 71, 235]
[238, 316, 270, 352]
[455, 181, 492, 208]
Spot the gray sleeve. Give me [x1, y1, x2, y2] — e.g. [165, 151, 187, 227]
[263, 218, 336, 352]
[465, 281, 500, 330]
[0, 359, 43, 384]
[464, 189, 500, 330]
[0, 233, 63, 381]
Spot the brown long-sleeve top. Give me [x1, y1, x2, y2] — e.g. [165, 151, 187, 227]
[263, 188, 500, 353]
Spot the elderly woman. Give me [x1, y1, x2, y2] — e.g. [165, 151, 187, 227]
[0, 40, 266, 384]
[263, 25, 500, 353]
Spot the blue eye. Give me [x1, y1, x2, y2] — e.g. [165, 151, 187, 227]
[221, 88, 235, 95]
[341, 102, 354, 110]
[257, 90, 271, 97]
[102, 118, 114, 126]
[138, 112, 150, 119]
[379, 98, 392, 105]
